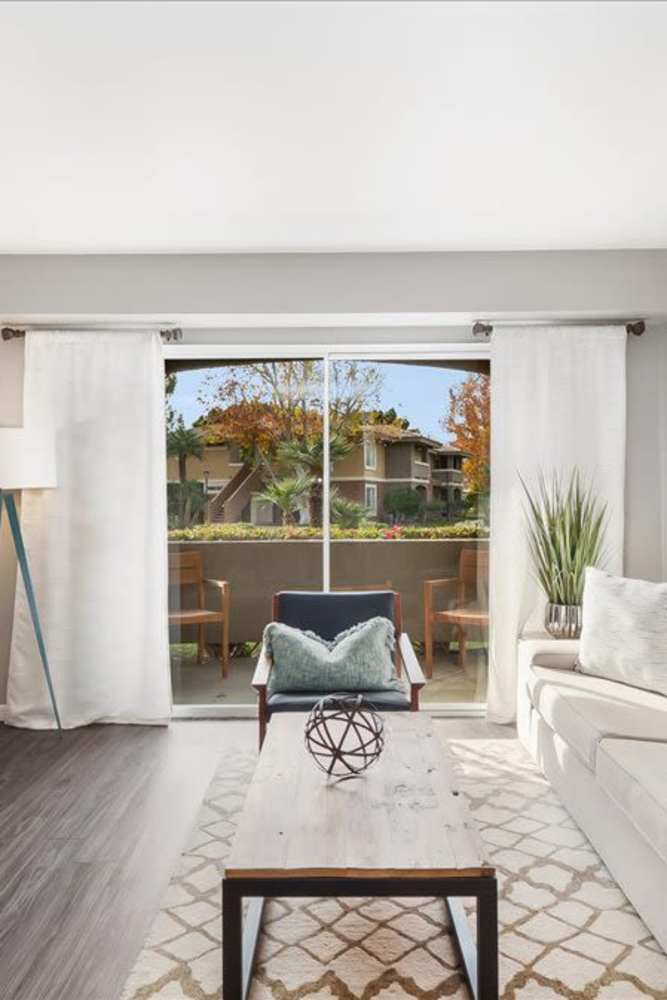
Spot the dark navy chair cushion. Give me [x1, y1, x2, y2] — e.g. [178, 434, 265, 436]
[267, 687, 410, 715]
[274, 591, 396, 642]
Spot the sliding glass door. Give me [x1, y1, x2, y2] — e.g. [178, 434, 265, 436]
[329, 357, 489, 704]
[164, 349, 490, 709]
[166, 358, 324, 707]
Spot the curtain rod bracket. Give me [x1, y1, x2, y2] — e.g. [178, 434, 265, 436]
[473, 321, 493, 338]
[626, 320, 645, 336]
[2, 327, 25, 340]
[160, 327, 183, 343]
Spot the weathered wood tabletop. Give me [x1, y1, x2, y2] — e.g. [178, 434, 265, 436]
[227, 712, 492, 881]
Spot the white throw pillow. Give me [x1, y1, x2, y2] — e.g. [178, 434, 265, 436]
[577, 567, 667, 697]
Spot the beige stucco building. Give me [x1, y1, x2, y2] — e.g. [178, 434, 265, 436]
[167, 428, 467, 524]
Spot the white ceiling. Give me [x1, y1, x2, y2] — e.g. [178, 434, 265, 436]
[0, 1, 666, 253]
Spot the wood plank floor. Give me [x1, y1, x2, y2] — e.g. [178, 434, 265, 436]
[0, 717, 512, 1000]
[0, 720, 239, 1000]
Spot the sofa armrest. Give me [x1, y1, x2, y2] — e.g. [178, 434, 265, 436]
[398, 632, 426, 710]
[517, 634, 580, 745]
[532, 651, 579, 672]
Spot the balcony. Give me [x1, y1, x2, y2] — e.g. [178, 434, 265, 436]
[168, 533, 489, 708]
[431, 467, 464, 485]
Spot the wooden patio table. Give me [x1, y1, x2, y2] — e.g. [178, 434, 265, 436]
[222, 713, 498, 1000]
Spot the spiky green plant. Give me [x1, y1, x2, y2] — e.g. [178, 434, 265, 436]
[330, 493, 367, 529]
[257, 473, 315, 526]
[521, 469, 607, 606]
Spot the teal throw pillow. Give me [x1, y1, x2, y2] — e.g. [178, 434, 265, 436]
[264, 616, 402, 695]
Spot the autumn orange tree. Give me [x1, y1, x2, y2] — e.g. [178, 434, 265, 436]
[197, 400, 321, 462]
[444, 373, 490, 496]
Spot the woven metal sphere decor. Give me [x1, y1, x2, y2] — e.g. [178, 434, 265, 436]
[304, 693, 385, 780]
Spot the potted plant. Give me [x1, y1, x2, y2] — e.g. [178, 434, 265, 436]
[521, 469, 607, 638]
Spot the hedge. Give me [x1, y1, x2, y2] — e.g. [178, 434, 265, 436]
[168, 521, 489, 542]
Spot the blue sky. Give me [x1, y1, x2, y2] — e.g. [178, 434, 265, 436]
[169, 362, 467, 442]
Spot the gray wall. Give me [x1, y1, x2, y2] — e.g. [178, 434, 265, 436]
[1, 250, 667, 316]
[1, 249, 667, 701]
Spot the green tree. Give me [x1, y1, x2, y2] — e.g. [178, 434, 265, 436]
[257, 473, 315, 527]
[166, 421, 205, 526]
[330, 493, 367, 529]
[278, 433, 354, 526]
[384, 486, 424, 524]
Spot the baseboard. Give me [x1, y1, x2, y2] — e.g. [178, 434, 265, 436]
[170, 703, 258, 720]
[0, 702, 487, 723]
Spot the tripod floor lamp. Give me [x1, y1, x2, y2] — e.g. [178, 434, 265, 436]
[0, 427, 62, 732]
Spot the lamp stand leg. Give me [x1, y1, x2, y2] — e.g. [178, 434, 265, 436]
[0, 490, 63, 733]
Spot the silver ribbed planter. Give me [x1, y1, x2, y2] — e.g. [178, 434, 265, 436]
[545, 603, 582, 639]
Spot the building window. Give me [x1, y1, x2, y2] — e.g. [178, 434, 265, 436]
[250, 495, 275, 526]
[364, 435, 377, 470]
[364, 483, 378, 515]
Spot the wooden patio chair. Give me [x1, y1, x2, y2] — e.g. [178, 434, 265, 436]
[423, 547, 489, 678]
[252, 590, 425, 748]
[168, 550, 231, 677]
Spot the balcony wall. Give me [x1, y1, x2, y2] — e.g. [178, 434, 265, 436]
[169, 538, 489, 645]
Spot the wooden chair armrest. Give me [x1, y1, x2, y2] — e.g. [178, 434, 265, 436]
[424, 577, 458, 591]
[204, 578, 229, 591]
[252, 645, 273, 690]
[398, 632, 426, 692]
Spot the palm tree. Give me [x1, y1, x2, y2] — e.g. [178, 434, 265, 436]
[166, 423, 205, 526]
[330, 492, 367, 529]
[257, 473, 315, 527]
[167, 423, 204, 481]
[278, 433, 354, 526]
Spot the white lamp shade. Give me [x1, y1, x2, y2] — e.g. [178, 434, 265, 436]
[0, 427, 57, 489]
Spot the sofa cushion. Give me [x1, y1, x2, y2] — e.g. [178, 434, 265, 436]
[267, 688, 411, 715]
[596, 739, 667, 864]
[527, 664, 667, 770]
[577, 567, 667, 696]
[264, 617, 400, 694]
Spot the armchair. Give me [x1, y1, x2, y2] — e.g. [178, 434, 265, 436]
[168, 550, 231, 676]
[252, 590, 425, 748]
[423, 546, 489, 677]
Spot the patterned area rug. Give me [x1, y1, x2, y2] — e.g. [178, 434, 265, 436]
[121, 731, 667, 999]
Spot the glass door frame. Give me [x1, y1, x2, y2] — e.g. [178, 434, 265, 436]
[164, 338, 490, 718]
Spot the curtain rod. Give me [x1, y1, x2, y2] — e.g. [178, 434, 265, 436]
[472, 319, 646, 337]
[1, 326, 183, 342]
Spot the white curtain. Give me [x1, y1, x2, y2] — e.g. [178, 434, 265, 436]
[7, 331, 171, 728]
[487, 326, 626, 724]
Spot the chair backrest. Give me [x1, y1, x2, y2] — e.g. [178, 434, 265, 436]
[273, 590, 401, 641]
[169, 550, 204, 587]
[458, 547, 489, 603]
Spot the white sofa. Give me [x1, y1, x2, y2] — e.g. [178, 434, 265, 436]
[517, 636, 667, 951]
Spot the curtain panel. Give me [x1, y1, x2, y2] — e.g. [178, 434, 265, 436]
[7, 331, 171, 728]
[487, 326, 626, 724]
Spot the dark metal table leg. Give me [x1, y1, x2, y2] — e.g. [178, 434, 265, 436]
[222, 879, 243, 1000]
[477, 880, 498, 1000]
[445, 879, 498, 1000]
[445, 897, 478, 998]
[242, 897, 265, 1000]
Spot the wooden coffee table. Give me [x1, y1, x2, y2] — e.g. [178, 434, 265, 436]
[223, 713, 497, 999]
